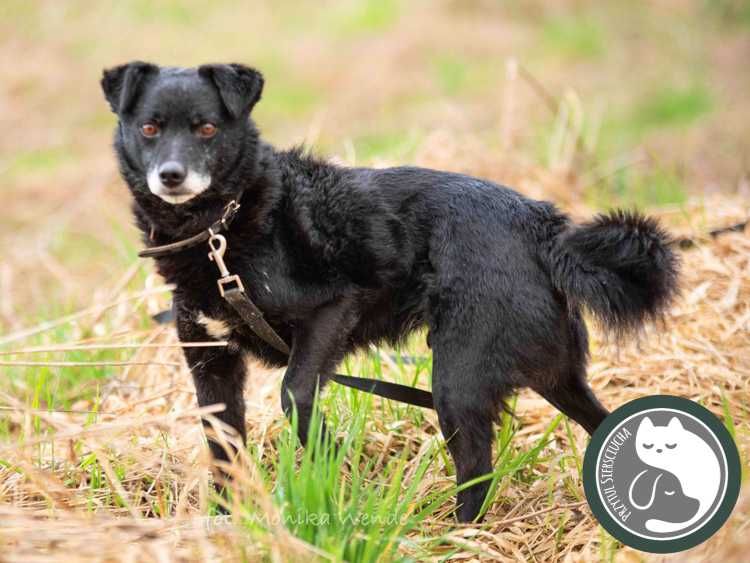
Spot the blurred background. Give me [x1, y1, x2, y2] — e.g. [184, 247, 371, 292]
[2, 0, 749, 326]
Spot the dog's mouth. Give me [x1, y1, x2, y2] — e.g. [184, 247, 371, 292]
[147, 168, 211, 205]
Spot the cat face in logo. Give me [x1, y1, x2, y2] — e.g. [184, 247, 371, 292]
[636, 416, 683, 465]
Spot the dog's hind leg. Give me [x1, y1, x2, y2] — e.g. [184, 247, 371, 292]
[535, 369, 609, 436]
[432, 342, 504, 522]
[281, 296, 359, 446]
[528, 313, 609, 435]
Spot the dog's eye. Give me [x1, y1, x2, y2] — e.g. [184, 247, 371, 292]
[642, 443, 654, 449]
[197, 123, 217, 139]
[665, 443, 677, 449]
[140, 123, 160, 138]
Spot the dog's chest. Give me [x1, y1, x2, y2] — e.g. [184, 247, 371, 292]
[187, 258, 293, 343]
[169, 236, 328, 348]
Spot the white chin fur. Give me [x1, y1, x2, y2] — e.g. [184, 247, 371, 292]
[159, 193, 197, 204]
[147, 168, 211, 204]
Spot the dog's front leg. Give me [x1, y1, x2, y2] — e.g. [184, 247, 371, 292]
[281, 296, 358, 445]
[177, 310, 247, 472]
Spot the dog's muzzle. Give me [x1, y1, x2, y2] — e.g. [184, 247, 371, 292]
[147, 165, 211, 204]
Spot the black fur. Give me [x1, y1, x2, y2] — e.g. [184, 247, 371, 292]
[101, 62, 680, 523]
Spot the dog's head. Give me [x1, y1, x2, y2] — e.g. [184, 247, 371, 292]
[101, 62, 263, 205]
[629, 468, 700, 523]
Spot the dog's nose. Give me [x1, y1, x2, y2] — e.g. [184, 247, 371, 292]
[159, 162, 186, 188]
[656, 448, 663, 453]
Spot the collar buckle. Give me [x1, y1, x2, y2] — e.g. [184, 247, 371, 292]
[220, 200, 241, 229]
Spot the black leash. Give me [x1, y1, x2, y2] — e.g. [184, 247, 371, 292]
[673, 220, 749, 249]
[139, 200, 434, 410]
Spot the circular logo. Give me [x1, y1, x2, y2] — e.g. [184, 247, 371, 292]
[583, 395, 741, 553]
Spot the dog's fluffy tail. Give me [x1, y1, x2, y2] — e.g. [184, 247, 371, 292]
[545, 210, 679, 337]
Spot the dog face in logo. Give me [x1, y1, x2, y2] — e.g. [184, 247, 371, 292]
[628, 468, 700, 525]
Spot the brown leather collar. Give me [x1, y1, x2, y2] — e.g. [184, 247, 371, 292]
[138, 200, 242, 259]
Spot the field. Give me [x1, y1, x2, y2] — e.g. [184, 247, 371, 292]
[1, 1, 749, 561]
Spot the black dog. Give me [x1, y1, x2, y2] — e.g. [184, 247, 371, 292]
[100, 62, 679, 522]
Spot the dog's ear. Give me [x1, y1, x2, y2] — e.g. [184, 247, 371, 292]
[198, 64, 264, 119]
[629, 469, 661, 509]
[101, 61, 158, 115]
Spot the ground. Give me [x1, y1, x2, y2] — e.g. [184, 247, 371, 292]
[1, 1, 748, 561]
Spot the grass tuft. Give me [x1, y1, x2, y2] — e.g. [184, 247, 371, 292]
[248, 400, 448, 561]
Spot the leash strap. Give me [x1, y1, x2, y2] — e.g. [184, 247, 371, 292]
[222, 286, 291, 355]
[674, 220, 749, 249]
[328, 374, 434, 408]
[205, 230, 290, 355]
